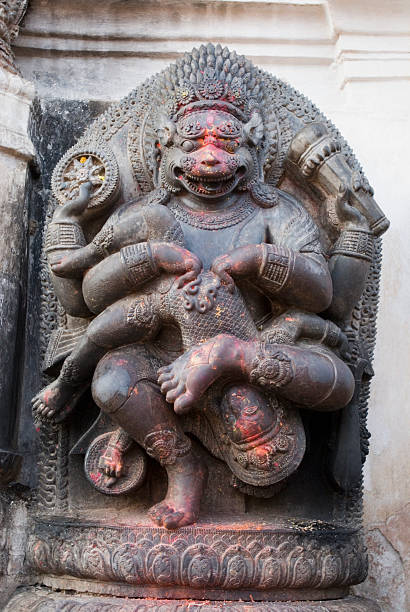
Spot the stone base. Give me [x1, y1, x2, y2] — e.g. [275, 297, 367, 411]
[4, 588, 382, 611]
[26, 516, 367, 601]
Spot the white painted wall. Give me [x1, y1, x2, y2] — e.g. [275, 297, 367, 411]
[14, 1, 410, 609]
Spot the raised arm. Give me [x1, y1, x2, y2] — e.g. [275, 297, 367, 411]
[324, 186, 373, 328]
[49, 194, 173, 279]
[45, 182, 95, 317]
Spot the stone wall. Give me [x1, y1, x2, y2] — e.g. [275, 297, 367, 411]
[7, 1, 410, 610]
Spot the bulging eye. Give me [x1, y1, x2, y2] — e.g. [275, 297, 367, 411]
[226, 141, 238, 153]
[182, 140, 195, 152]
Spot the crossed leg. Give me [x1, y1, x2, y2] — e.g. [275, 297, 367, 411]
[31, 294, 159, 422]
[158, 334, 355, 413]
[92, 345, 207, 529]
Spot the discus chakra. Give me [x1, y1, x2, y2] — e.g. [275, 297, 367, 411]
[62, 155, 105, 200]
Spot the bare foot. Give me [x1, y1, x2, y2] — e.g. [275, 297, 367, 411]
[31, 378, 87, 422]
[148, 452, 207, 529]
[157, 334, 245, 414]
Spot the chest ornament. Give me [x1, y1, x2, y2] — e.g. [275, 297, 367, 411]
[169, 197, 256, 230]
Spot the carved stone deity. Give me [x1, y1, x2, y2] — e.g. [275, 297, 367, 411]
[25, 44, 388, 609]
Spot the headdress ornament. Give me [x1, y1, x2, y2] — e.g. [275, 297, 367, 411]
[155, 43, 264, 122]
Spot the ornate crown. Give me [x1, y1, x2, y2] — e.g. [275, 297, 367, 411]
[155, 43, 264, 122]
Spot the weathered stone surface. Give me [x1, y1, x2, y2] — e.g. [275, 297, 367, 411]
[0, 0, 34, 483]
[4, 588, 381, 611]
[26, 517, 367, 599]
[1, 2, 407, 610]
[353, 523, 408, 612]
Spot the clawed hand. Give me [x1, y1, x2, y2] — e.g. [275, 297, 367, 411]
[150, 242, 203, 287]
[335, 184, 369, 230]
[210, 244, 263, 293]
[98, 445, 125, 479]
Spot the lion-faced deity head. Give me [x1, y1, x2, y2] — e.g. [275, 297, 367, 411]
[147, 44, 266, 200]
[157, 108, 264, 199]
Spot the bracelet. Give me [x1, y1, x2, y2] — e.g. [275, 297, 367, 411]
[259, 244, 292, 291]
[330, 229, 373, 262]
[143, 429, 191, 466]
[120, 242, 159, 286]
[45, 220, 86, 253]
[249, 342, 295, 389]
[91, 224, 114, 258]
[107, 428, 133, 454]
[320, 320, 341, 348]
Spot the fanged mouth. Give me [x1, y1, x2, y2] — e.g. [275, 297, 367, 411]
[175, 169, 245, 196]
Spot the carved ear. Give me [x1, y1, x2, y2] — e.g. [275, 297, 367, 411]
[157, 114, 176, 146]
[243, 112, 264, 146]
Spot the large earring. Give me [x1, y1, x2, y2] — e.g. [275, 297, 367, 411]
[243, 112, 264, 146]
[157, 114, 176, 147]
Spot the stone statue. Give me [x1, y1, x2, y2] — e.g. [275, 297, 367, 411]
[27, 44, 388, 607]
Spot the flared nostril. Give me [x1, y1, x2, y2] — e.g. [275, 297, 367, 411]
[201, 154, 219, 167]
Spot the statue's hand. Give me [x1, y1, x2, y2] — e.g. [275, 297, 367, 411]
[53, 181, 92, 223]
[50, 244, 96, 278]
[98, 444, 124, 479]
[211, 245, 263, 293]
[150, 242, 202, 286]
[335, 184, 369, 231]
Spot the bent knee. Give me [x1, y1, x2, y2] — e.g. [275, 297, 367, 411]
[91, 354, 134, 413]
[315, 357, 355, 411]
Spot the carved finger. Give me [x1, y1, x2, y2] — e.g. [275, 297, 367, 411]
[176, 270, 198, 288]
[165, 380, 186, 403]
[335, 183, 362, 225]
[174, 390, 195, 415]
[157, 370, 174, 385]
[211, 259, 234, 291]
[50, 262, 71, 278]
[42, 408, 55, 419]
[216, 269, 235, 293]
[67, 181, 93, 215]
[160, 377, 179, 394]
[157, 364, 171, 375]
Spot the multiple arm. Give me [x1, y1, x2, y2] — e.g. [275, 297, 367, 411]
[211, 244, 332, 314]
[324, 186, 373, 327]
[210, 188, 371, 323]
[47, 185, 201, 316]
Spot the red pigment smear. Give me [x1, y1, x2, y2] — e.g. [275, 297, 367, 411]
[43, 389, 53, 402]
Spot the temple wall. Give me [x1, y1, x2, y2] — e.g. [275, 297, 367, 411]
[10, 1, 410, 610]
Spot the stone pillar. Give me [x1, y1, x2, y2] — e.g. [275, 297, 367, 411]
[0, 0, 34, 483]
